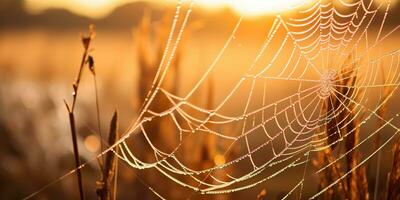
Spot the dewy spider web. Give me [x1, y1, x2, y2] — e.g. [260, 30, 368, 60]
[23, 0, 400, 199]
[109, 0, 400, 198]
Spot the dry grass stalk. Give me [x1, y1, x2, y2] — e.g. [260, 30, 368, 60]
[318, 54, 370, 199]
[345, 118, 369, 200]
[88, 55, 105, 162]
[135, 15, 182, 162]
[134, 12, 183, 198]
[325, 96, 342, 150]
[65, 109, 85, 200]
[382, 61, 400, 199]
[376, 63, 390, 148]
[135, 12, 181, 149]
[326, 54, 357, 150]
[64, 25, 95, 200]
[96, 111, 119, 200]
[314, 147, 348, 200]
[315, 101, 347, 199]
[316, 80, 351, 199]
[386, 136, 400, 200]
[135, 12, 227, 198]
[136, 12, 181, 104]
[338, 55, 368, 200]
[373, 63, 392, 200]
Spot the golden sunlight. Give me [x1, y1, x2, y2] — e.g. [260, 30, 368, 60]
[25, 0, 310, 18]
[198, 0, 310, 16]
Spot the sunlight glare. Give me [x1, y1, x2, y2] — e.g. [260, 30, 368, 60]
[78, 0, 113, 9]
[198, 0, 310, 16]
[25, 0, 311, 18]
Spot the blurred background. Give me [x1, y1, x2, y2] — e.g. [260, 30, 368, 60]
[0, 0, 400, 199]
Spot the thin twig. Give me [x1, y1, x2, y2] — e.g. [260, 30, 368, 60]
[71, 26, 95, 112]
[88, 55, 104, 163]
[65, 25, 95, 200]
[66, 106, 85, 200]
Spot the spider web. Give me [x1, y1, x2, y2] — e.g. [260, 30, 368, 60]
[108, 0, 400, 199]
[22, 0, 400, 199]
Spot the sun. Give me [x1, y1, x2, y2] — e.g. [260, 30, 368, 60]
[76, 0, 114, 9]
[74, 0, 115, 17]
[198, 0, 311, 16]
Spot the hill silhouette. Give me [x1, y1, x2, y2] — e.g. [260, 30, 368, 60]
[0, 0, 398, 30]
[0, 1, 234, 30]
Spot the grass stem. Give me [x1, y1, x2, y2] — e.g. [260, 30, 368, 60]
[64, 25, 95, 200]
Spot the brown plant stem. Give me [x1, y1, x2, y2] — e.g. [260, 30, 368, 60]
[88, 55, 104, 163]
[64, 25, 95, 200]
[96, 111, 119, 200]
[345, 120, 369, 200]
[374, 64, 390, 200]
[66, 105, 85, 200]
[386, 136, 400, 200]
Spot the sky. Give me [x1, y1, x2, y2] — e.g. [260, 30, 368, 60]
[24, 0, 310, 19]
